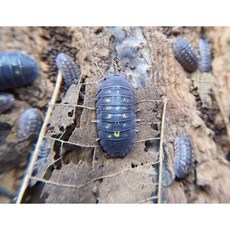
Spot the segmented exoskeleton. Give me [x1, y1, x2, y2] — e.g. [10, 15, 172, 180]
[96, 74, 137, 157]
[17, 108, 43, 141]
[0, 51, 39, 90]
[173, 37, 199, 73]
[174, 134, 193, 179]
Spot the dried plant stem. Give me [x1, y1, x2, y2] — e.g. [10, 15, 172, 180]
[16, 71, 63, 203]
[157, 98, 167, 204]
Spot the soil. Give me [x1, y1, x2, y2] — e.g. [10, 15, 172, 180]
[0, 27, 229, 203]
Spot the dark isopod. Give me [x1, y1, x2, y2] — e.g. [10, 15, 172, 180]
[0, 93, 14, 113]
[173, 37, 198, 72]
[174, 134, 193, 179]
[0, 51, 39, 90]
[199, 38, 212, 72]
[56, 53, 81, 87]
[17, 108, 43, 141]
[96, 74, 136, 157]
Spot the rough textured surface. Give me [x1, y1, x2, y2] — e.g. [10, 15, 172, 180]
[0, 27, 230, 203]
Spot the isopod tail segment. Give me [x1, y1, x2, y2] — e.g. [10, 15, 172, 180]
[95, 73, 137, 157]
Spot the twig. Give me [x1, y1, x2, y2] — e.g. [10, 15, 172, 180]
[157, 98, 167, 204]
[16, 71, 63, 204]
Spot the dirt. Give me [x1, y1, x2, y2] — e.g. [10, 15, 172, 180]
[0, 27, 230, 203]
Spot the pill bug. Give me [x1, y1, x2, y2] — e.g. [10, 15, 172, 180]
[96, 74, 136, 157]
[174, 134, 193, 179]
[56, 53, 81, 87]
[199, 38, 212, 72]
[0, 93, 14, 114]
[0, 51, 39, 90]
[17, 108, 43, 141]
[173, 37, 198, 72]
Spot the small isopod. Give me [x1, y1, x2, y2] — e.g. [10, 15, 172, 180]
[56, 53, 81, 87]
[0, 51, 39, 90]
[0, 93, 14, 114]
[96, 74, 137, 157]
[17, 108, 43, 141]
[174, 134, 193, 179]
[173, 37, 198, 72]
[199, 38, 212, 72]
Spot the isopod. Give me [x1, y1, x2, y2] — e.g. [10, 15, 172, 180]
[174, 134, 193, 179]
[199, 38, 212, 72]
[173, 37, 198, 72]
[56, 53, 81, 87]
[0, 93, 14, 114]
[96, 74, 136, 157]
[0, 51, 39, 90]
[17, 108, 43, 141]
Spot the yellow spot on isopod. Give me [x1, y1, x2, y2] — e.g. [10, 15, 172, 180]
[123, 123, 126, 127]
[105, 98, 111, 103]
[116, 90, 120, 94]
[108, 134, 112, 138]
[15, 70, 21, 76]
[105, 124, 111, 129]
[123, 106, 127, 110]
[106, 114, 112, 119]
[114, 131, 120, 137]
[106, 106, 111, 110]
[122, 114, 128, 118]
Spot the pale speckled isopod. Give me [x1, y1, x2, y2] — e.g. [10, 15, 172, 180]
[0, 93, 14, 114]
[55, 53, 81, 87]
[199, 38, 212, 72]
[173, 37, 198, 72]
[174, 134, 193, 179]
[17, 108, 43, 141]
[0, 51, 39, 90]
[96, 74, 137, 157]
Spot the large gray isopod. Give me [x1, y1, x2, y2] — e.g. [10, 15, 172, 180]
[173, 37, 199, 72]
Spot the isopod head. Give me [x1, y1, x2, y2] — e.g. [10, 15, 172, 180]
[17, 108, 43, 141]
[0, 51, 39, 90]
[173, 37, 198, 73]
[174, 134, 193, 179]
